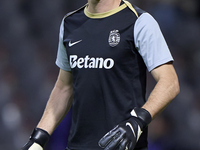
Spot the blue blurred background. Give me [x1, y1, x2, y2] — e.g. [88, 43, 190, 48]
[0, 0, 200, 149]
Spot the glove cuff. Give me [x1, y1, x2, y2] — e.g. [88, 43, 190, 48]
[131, 107, 152, 129]
[30, 128, 50, 147]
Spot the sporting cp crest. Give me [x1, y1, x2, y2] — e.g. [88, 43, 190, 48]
[108, 30, 120, 47]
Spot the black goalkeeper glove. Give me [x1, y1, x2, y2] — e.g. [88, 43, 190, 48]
[98, 107, 152, 150]
[22, 128, 50, 150]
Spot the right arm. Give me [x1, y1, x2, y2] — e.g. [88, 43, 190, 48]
[22, 16, 73, 150]
[37, 69, 73, 135]
[22, 69, 73, 150]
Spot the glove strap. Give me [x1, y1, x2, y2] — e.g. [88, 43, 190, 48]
[30, 128, 50, 147]
[131, 107, 152, 129]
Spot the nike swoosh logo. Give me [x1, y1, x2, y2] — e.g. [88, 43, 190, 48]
[126, 122, 143, 142]
[69, 40, 82, 47]
[126, 122, 136, 137]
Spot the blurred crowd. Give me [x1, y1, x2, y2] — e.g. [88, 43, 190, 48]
[0, 0, 200, 149]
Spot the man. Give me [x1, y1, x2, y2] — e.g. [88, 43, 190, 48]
[22, 0, 180, 150]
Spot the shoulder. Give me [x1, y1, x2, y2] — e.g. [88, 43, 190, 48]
[63, 4, 87, 19]
[123, 0, 146, 17]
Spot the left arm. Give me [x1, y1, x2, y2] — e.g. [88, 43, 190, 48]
[98, 50, 179, 149]
[99, 62, 180, 150]
[142, 62, 180, 119]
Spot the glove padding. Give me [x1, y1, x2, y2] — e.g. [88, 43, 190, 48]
[98, 108, 152, 150]
[22, 128, 50, 150]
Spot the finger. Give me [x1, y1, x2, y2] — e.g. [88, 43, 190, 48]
[104, 131, 124, 150]
[118, 138, 128, 150]
[98, 126, 119, 148]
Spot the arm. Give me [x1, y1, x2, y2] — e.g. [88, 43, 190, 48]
[22, 69, 73, 150]
[99, 63, 180, 150]
[37, 69, 73, 134]
[142, 62, 180, 119]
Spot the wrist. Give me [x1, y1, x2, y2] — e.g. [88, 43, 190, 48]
[30, 128, 50, 147]
[130, 107, 152, 129]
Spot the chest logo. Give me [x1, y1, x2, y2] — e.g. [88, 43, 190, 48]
[108, 30, 120, 47]
[70, 55, 114, 69]
[69, 40, 82, 47]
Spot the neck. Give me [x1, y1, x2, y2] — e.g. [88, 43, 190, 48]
[87, 0, 121, 13]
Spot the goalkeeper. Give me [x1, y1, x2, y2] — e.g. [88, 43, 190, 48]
[22, 0, 180, 150]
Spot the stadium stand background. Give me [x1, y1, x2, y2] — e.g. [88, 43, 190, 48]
[0, 0, 200, 149]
